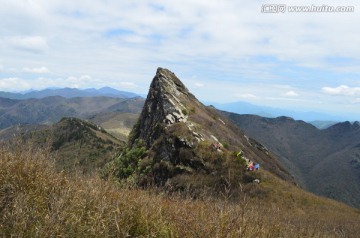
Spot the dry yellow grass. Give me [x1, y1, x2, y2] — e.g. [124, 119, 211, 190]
[1, 144, 359, 237]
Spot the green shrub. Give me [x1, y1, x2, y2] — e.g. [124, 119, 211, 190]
[110, 146, 148, 179]
[182, 109, 188, 115]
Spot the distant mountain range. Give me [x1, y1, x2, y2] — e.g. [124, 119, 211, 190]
[212, 101, 355, 123]
[0, 87, 139, 99]
[1, 87, 356, 123]
[0, 96, 144, 131]
[221, 112, 360, 208]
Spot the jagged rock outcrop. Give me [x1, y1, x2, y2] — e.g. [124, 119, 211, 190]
[129, 68, 193, 149]
[128, 67, 293, 187]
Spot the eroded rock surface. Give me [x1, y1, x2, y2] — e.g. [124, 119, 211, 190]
[129, 67, 294, 185]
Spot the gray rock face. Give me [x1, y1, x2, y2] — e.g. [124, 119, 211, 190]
[129, 67, 191, 148]
[128, 68, 211, 184]
[129, 67, 294, 186]
[129, 68, 207, 149]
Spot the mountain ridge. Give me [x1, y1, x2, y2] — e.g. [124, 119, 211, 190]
[0, 96, 144, 130]
[212, 100, 357, 122]
[221, 112, 360, 208]
[3, 117, 124, 174]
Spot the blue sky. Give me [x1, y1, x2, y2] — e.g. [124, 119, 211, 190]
[0, 0, 360, 119]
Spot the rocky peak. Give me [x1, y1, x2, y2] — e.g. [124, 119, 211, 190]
[129, 68, 199, 149]
[154, 67, 189, 95]
[128, 67, 293, 186]
[151, 68, 189, 124]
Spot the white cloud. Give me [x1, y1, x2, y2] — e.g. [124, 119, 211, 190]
[3, 1, 359, 71]
[0, 75, 132, 91]
[79, 75, 91, 80]
[0, 77, 31, 91]
[283, 90, 299, 97]
[63, 75, 93, 88]
[9, 36, 48, 53]
[117, 82, 139, 88]
[352, 98, 360, 104]
[235, 93, 258, 100]
[194, 83, 205, 88]
[322, 85, 360, 96]
[23, 66, 50, 74]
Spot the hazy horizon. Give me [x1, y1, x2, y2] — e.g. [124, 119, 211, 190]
[0, 85, 358, 122]
[1, 1, 360, 119]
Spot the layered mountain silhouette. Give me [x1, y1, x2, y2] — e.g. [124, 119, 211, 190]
[0, 96, 144, 130]
[222, 112, 360, 208]
[0, 87, 138, 99]
[213, 101, 351, 122]
[122, 68, 293, 193]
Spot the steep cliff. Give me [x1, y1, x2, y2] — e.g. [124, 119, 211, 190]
[126, 68, 293, 189]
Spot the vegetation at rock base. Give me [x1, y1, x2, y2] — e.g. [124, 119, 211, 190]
[1, 145, 360, 237]
[105, 136, 259, 199]
[101, 144, 148, 183]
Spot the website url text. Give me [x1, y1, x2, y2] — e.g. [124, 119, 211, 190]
[261, 4, 355, 13]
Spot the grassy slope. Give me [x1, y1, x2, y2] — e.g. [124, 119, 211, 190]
[1, 145, 359, 237]
[224, 113, 360, 208]
[89, 112, 139, 141]
[48, 118, 125, 174]
[5, 117, 125, 175]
